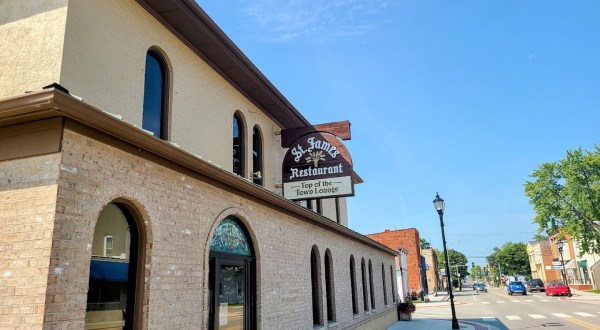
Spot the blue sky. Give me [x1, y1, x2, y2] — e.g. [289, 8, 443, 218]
[198, 0, 600, 266]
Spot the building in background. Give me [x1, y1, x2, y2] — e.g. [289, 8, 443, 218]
[549, 233, 600, 290]
[0, 1, 398, 328]
[367, 228, 423, 295]
[421, 248, 440, 294]
[526, 241, 561, 284]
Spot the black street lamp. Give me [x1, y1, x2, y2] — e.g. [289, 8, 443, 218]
[556, 240, 572, 297]
[434, 193, 460, 329]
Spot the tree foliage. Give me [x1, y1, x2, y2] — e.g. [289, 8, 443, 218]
[420, 238, 431, 249]
[524, 146, 600, 254]
[486, 242, 530, 276]
[470, 265, 484, 282]
[434, 248, 468, 278]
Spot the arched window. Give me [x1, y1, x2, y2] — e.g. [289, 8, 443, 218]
[252, 126, 263, 185]
[382, 263, 388, 305]
[86, 202, 142, 329]
[209, 217, 256, 329]
[233, 113, 245, 176]
[324, 249, 336, 322]
[350, 256, 358, 314]
[142, 49, 169, 139]
[390, 265, 397, 303]
[361, 258, 369, 312]
[310, 246, 323, 326]
[369, 260, 375, 309]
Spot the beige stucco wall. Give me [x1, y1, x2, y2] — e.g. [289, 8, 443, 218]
[0, 0, 68, 98]
[59, 0, 284, 189]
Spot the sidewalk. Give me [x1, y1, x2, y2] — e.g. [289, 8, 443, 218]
[387, 291, 502, 330]
[560, 288, 600, 303]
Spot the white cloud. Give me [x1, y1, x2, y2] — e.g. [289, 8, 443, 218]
[240, 0, 389, 42]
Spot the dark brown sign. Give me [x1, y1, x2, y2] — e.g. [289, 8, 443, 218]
[282, 131, 354, 200]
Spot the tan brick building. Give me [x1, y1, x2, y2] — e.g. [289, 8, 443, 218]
[526, 241, 561, 285]
[421, 248, 440, 294]
[366, 229, 423, 295]
[0, 1, 399, 328]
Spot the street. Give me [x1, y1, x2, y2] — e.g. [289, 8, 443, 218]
[413, 286, 600, 329]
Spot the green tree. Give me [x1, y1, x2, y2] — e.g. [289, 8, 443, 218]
[470, 265, 484, 282]
[447, 249, 468, 279]
[420, 238, 431, 249]
[532, 233, 549, 241]
[524, 146, 600, 254]
[486, 242, 530, 277]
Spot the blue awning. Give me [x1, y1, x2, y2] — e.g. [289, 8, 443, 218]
[90, 259, 129, 282]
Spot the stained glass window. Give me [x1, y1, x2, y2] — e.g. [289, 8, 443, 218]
[210, 218, 251, 256]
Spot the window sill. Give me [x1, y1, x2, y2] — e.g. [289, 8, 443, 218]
[353, 314, 361, 320]
[327, 321, 338, 328]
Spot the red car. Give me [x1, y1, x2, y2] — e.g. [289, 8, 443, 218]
[545, 282, 570, 296]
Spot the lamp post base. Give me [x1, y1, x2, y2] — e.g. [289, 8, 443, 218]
[451, 318, 460, 329]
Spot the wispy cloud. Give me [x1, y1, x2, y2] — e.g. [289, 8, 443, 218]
[239, 0, 389, 42]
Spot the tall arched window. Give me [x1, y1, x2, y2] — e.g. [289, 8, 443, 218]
[142, 49, 169, 140]
[86, 202, 143, 329]
[382, 263, 388, 305]
[390, 265, 397, 303]
[350, 256, 358, 314]
[369, 260, 375, 309]
[361, 258, 369, 312]
[324, 249, 336, 322]
[310, 246, 323, 326]
[233, 113, 245, 176]
[252, 126, 263, 185]
[209, 217, 256, 329]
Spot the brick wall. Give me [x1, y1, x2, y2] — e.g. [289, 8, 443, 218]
[0, 154, 61, 327]
[366, 228, 422, 293]
[0, 127, 397, 329]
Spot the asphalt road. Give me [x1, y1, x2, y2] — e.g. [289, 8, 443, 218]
[415, 286, 600, 329]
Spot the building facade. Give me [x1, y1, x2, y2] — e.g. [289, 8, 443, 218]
[526, 241, 561, 284]
[0, 1, 399, 328]
[421, 248, 440, 295]
[367, 228, 422, 295]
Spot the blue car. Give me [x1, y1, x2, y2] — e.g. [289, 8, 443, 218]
[507, 281, 527, 295]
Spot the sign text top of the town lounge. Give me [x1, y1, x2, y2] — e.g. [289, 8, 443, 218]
[282, 131, 354, 200]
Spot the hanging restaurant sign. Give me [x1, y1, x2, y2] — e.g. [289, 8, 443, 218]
[281, 122, 354, 200]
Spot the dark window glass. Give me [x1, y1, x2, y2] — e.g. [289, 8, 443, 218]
[361, 258, 369, 311]
[233, 114, 244, 176]
[306, 199, 313, 210]
[325, 250, 335, 322]
[350, 256, 358, 314]
[382, 263, 388, 305]
[335, 198, 341, 224]
[142, 51, 167, 139]
[316, 199, 322, 215]
[311, 247, 323, 325]
[369, 260, 375, 309]
[252, 127, 263, 185]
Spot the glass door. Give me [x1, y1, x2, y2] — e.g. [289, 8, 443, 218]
[218, 263, 245, 330]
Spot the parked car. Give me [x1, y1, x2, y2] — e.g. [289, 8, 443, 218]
[526, 279, 545, 292]
[545, 282, 570, 296]
[472, 283, 479, 290]
[507, 281, 527, 295]
[473, 283, 487, 293]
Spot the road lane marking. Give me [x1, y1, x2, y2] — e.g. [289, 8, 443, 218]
[506, 315, 521, 320]
[525, 299, 534, 302]
[551, 313, 571, 318]
[565, 317, 600, 330]
[513, 300, 521, 303]
[539, 299, 550, 302]
[529, 314, 546, 319]
[574, 312, 596, 317]
[482, 302, 490, 304]
[496, 301, 505, 303]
